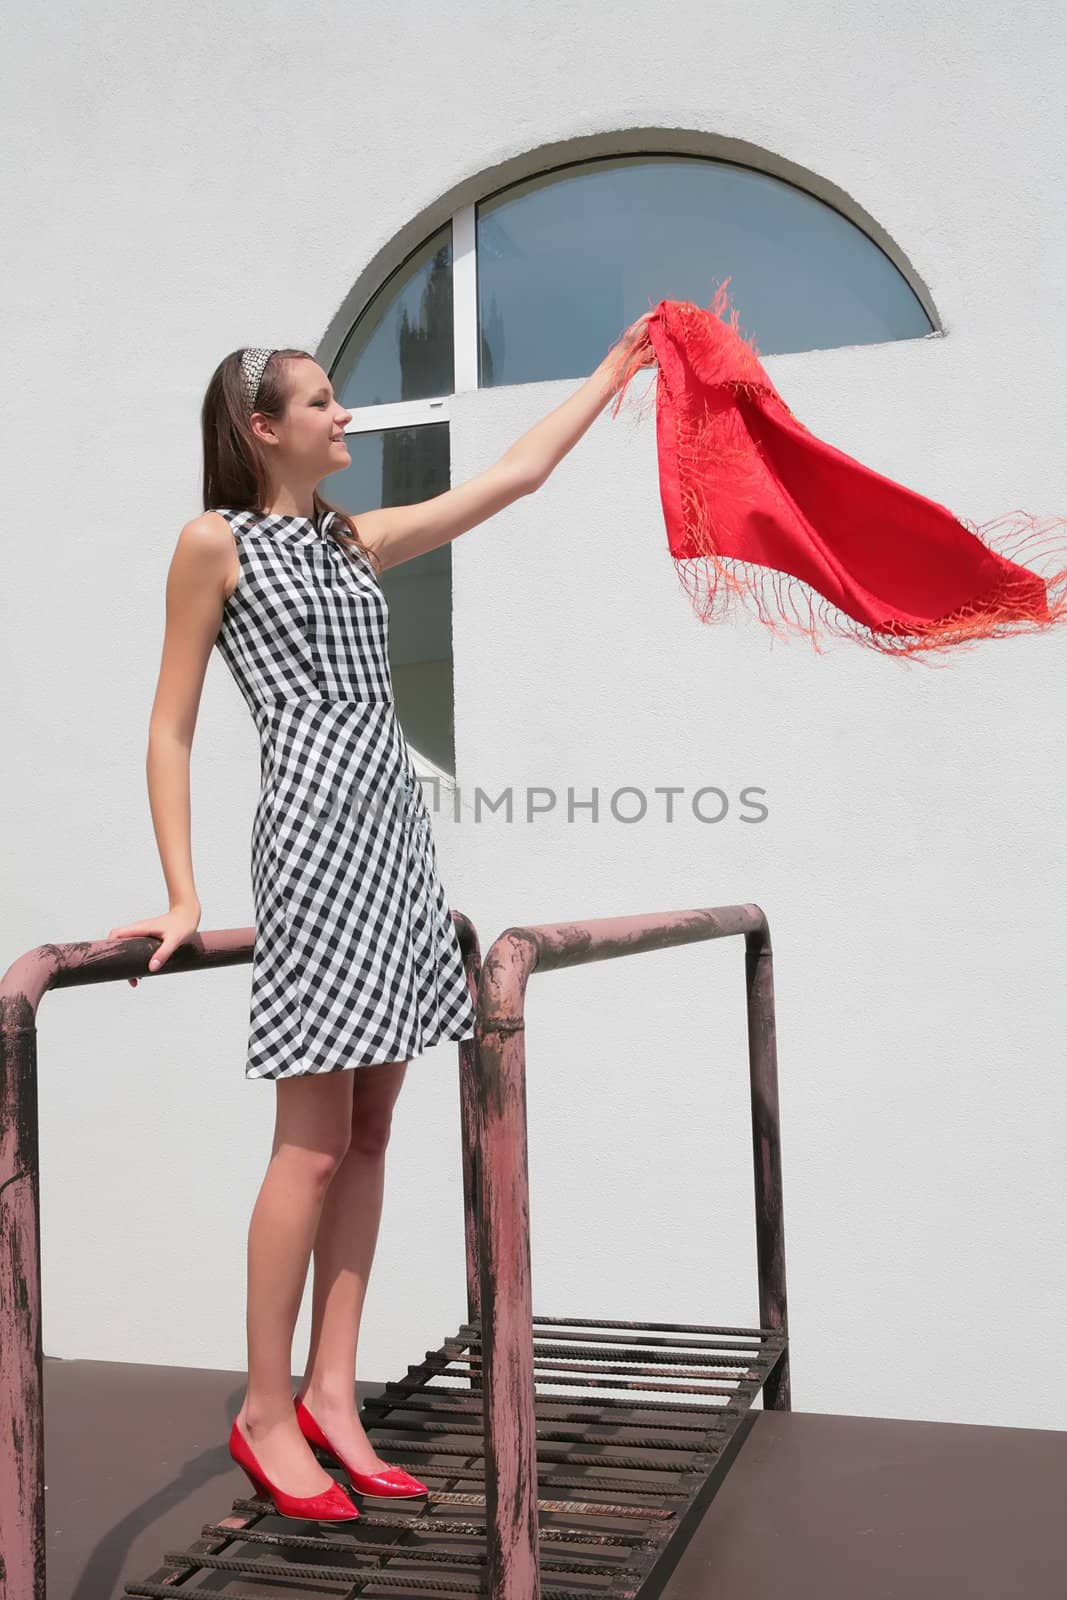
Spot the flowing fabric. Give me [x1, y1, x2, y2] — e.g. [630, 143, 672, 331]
[605, 286, 1067, 660]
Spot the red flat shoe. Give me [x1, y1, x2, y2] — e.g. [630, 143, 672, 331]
[294, 1395, 429, 1498]
[229, 1416, 361, 1521]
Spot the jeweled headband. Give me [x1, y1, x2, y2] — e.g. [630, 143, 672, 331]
[239, 347, 278, 417]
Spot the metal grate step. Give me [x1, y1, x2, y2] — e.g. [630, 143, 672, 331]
[123, 1314, 786, 1600]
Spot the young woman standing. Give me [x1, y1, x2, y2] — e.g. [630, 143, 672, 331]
[106, 316, 655, 1521]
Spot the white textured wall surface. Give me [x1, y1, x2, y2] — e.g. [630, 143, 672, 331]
[2, 1, 1064, 1429]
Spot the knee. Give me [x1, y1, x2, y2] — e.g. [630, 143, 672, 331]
[348, 1109, 394, 1159]
[347, 1059, 407, 1159]
[302, 1137, 353, 1184]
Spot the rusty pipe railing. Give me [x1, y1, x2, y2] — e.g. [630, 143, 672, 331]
[0, 913, 483, 1600]
[458, 902, 788, 1600]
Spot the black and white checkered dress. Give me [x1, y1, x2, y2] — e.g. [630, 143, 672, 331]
[212, 507, 476, 1080]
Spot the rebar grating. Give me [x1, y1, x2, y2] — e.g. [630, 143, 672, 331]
[123, 1313, 787, 1599]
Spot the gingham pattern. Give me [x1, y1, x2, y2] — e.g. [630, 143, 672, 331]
[213, 508, 476, 1079]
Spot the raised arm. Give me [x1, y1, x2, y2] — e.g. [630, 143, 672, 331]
[348, 312, 656, 572]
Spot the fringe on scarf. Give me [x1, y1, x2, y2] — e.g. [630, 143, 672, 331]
[604, 283, 1067, 663]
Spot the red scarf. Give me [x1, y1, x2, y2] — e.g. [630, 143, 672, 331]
[606, 287, 1067, 658]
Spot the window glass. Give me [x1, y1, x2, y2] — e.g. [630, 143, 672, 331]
[477, 155, 932, 384]
[333, 224, 453, 408]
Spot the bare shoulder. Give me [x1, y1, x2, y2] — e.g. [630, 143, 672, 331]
[176, 511, 241, 601]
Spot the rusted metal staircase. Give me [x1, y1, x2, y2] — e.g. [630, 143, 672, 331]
[0, 903, 788, 1600]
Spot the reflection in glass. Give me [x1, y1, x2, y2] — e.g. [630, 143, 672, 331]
[333, 224, 454, 408]
[477, 155, 933, 384]
[325, 425, 455, 775]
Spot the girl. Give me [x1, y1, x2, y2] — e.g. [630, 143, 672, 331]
[106, 314, 655, 1522]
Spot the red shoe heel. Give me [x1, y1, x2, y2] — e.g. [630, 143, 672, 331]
[294, 1395, 429, 1498]
[228, 1416, 361, 1522]
[238, 1462, 263, 1496]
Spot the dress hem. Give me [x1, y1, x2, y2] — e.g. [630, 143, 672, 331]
[244, 1014, 477, 1079]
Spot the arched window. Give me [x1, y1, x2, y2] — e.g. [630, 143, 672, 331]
[327, 155, 933, 776]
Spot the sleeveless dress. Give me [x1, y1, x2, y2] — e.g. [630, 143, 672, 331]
[212, 506, 476, 1080]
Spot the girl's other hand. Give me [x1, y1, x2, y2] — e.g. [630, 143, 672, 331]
[106, 902, 201, 987]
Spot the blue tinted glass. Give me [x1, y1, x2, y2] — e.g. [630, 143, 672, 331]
[477, 156, 932, 384]
[325, 424, 455, 774]
[333, 225, 453, 407]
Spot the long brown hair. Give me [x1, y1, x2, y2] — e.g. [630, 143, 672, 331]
[200, 348, 382, 574]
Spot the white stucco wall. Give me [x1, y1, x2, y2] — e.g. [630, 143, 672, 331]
[3, 2, 1064, 1431]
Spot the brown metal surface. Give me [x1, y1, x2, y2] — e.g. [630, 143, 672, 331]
[39, 1354, 1067, 1600]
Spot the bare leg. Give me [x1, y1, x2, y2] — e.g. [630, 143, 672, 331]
[295, 1058, 409, 1472]
[233, 1071, 355, 1495]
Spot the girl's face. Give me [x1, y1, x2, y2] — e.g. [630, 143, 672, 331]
[256, 360, 352, 479]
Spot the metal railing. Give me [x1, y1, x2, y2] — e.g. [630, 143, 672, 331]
[458, 903, 789, 1600]
[1, 901, 787, 1600]
[0, 914, 482, 1600]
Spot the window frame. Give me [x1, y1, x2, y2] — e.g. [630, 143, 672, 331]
[330, 210, 475, 788]
[334, 204, 476, 443]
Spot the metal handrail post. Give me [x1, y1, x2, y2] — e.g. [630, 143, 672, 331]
[470, 904, 788, 1600]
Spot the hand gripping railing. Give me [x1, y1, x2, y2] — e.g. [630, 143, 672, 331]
[456, 903, 789, 1600]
